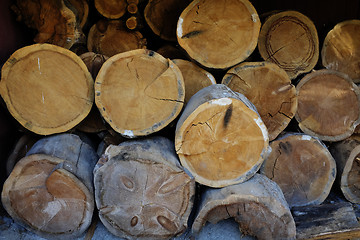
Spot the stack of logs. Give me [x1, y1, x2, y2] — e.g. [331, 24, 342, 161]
[1, 0, 360, 239]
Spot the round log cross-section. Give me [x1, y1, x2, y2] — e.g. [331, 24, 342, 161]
[177, 0, 260, 69]
[175, 84, 269, 188]
[0, 44, 94, 135]
[322, 19, 360, 83]
[95, 49, 185, 138]
[258, 11, 319, 79]
[94, 137, 195, 239]
[222, 61, 297, 141]
[295, 69, 360, 141]
[260, 133, 336, 207]
[94, 0, 127, 19]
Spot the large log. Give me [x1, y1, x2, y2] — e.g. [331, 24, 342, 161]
[260, 133, 336, 207]
[0, 43, 94, 135]
[144, 0, 192, 41]
[94, 0, 127, 19]
[222, 61, 297, 141]
[1, 133, 98, 239]
[177, 0, 260, 69]
[93, 136, 195, 240]
[321, 19, 360, 83]
[329, 135, 360, 204]
[295, 69, 360, 141]
[172, 59, 216, 104]
[258, 11, 319, 79]
[192, 174, 296, 240]
[175, 84, 269, 188]
[87, 19, 147, 57]
[95, 49, 185, 138]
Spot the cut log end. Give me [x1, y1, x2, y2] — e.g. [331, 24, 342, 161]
[94, 0, 127, 19]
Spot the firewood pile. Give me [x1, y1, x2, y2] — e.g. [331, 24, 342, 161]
[0, 0, 360, 239]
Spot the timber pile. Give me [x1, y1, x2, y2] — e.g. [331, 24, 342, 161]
[1, 0, 360, 239]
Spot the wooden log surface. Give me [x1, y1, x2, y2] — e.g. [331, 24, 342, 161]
[295, 69, 360, 141]
[175, 84, 269, 188]
[93, 136, 195, 240]
[87, 20, 147, 57]
[177, 0, 261, 69]
[68, 0, 89, 29]
[260, 133, 336, 207]
[0, 43, 94, 135]
[329, 135, 360, 204]
[172, 59, 216, 104]
[321, 19, 360, 83]
[258, 10, 319, 79]
[192, 174, 296, 240]
[95, 49, 185, 138]
[94, 0, 127, 19]
[1, 134, 98, 239]
[222, 61, 297, 141]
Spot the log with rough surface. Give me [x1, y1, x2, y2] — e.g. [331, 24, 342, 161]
[94, 0, 127, 19]
[260, 133, 336, 207]
[222, 61, 297, 141]
[175, 84, 269, 188]
[12, 0, 85, 49]
[258, 11, 319, 79]
[295, 69, 360, 141]
[144, 0, 192, 41]
[93, 136, 195, 240]
[321, 19, 360, 83]
[172, 59, 216, 104]
[177, 0, 260, 69]
[68, 0, 89, 28]
[87, 20, 147, 57]
[192, 174, 296, 240]
[0, 44, 94, 135]
[329, 135, 360, 204]
[95, 49, 185, 138]
[1, 134, 98, 239]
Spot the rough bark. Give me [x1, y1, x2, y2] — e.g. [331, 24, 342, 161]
[258, 11, 319, 79]
[0, 43, 94, 135]
[222, 61, 297, 141]
[93, 136, 195, 240]
[95, 49, 185, 138]
[175, 84, 269, 188]
[260, 133, 336, 207]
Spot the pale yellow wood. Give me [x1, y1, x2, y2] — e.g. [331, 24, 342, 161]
[177, 0, 260, 69]
[295, 69, 360, 141]
[94, 0, 127, 19]
[222, 61, 297, 141]
[322, 19, 360, 83]
[172, 59, 216, 104]
[95, 49, 185, 138]
[258, 11, 319, 79]
[0, 43, 94, 135]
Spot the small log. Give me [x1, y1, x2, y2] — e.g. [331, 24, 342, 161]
[93, 136, 195, 240]
[192, 174, 296, 240]
[127, 3, 138, 14]
[222, 61, 297, 141]
[175, 84, 269, 188]
[1, 133, 98, 239]
[126, 16, 139, 30]
[87, 19, 147, 57]
[172, 59, 216, 104]
[0, 43, 94, 135]
[260, 133, 336, 207]
[293, 202, 360, 239]
[67, 0, 89, 29]
[295, 69, 360, 141]
[329, 135, 360, 204]
[94, 0, 127, 19]
[177, 0, 261, 69]
[258, 11, 319, 79]
[95, 49, 185, 138]
[12, 0, 85, 49]
[322, 19, 360, 83]
[144, 0, 192, 41]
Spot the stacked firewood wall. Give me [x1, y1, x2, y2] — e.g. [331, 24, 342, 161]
[0, 0, 360, 239]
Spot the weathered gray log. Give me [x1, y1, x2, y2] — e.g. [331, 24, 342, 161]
[1, 133, 98, 239]
[192, 174, 296, 240]
[93, 136, 195, 240]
